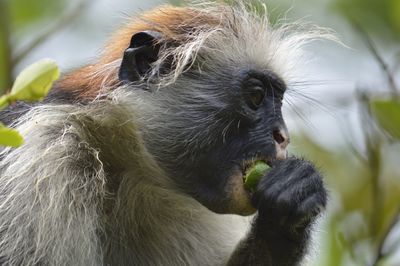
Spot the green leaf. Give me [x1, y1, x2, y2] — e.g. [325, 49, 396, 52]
[9, 58, 59, 102]
[0, 124, 23, 147]
[370, 99, 400, 139]
[244, 161, 270, 191]
[0, 95, 10, 109]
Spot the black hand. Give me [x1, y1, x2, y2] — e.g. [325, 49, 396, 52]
[252, 157, 327, 237]
[228, 157, 327, 266]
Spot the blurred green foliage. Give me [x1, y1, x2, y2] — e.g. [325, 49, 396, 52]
[0, 0, 88, 93]
[0, 58, 59, 147]
[297, 129, 400, 265]
[333, 0, 400, 40]
[371, 99, 400, 139]
[0, 0, 65, 91]
[8, 0, 64, 30]
[298, 83, 400, 265]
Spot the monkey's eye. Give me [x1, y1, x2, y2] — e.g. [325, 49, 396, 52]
[245, 86, 265, 110]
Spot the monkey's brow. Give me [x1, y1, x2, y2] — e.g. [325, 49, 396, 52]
[240, 69, 287, 92]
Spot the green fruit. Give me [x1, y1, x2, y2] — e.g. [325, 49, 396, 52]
[244, 161, 270, 191]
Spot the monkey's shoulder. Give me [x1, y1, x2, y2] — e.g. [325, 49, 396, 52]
[0, 85, 84, 126]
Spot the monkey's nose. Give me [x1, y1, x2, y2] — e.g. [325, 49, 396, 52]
[273, 128, 289, 160]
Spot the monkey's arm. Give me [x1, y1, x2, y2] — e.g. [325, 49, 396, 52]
[227, 157, 327, 266]
[227, 218, 310, 265]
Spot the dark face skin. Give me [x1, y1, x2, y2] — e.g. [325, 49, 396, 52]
[155, 67, 289, 215]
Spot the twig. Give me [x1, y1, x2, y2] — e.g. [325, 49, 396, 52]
[12, 0, 92, 66]
[371, 209, 400, 266]
[358, 92, 382, 234]
[352, 23, 399, 98]
[357, 91, 388, 266]
[358, 91, 400, 266]
[0, 0, 13, 91]
[391, 49, 400, 73]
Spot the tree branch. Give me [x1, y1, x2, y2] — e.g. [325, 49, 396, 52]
[353, 23, 399, 98]
[371, 209, 400, 266]
[0, 0, 13, 92]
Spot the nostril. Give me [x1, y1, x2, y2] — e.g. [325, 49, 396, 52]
[273, 129, 286, 145]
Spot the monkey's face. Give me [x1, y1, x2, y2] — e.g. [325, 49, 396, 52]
[133, 66, 289, 215]
[119, 31, 290, 215]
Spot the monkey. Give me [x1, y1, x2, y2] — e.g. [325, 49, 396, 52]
[0, 2, 328, 266]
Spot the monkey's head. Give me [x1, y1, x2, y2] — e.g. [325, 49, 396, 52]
[61, 3, 328, 216]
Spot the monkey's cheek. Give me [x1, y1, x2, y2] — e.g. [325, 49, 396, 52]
[225, 169, 257, 215]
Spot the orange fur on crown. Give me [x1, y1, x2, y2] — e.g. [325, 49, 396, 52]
[57, 5, 221, 100]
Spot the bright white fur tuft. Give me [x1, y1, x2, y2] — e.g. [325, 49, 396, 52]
[146, 1, 336, 87]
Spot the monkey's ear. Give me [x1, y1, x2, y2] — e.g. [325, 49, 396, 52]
[118, 31, 162, 82]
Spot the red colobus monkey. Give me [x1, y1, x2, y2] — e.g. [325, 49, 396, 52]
[0, 2, 327, 266]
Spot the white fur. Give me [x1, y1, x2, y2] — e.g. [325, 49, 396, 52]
[145, 1, 336, 87]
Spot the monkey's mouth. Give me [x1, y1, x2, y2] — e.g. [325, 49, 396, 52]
[223, 155, 273, 215]
[239, 155, 273, 180]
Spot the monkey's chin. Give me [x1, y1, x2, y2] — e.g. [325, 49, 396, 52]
[225, 167, 257, 216]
